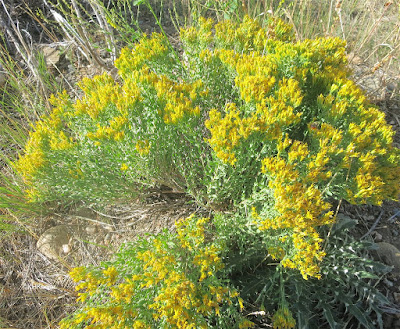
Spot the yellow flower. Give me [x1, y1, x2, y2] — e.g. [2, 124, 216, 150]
[272, 305, 296, 329]
[135, 140, 150, 155]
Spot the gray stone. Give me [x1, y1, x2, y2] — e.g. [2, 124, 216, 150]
[375, 242, 400, 275]
[36, 225, 73, 261]
[36, 224, 106, 261]
[40, 45, 61, 67]
[372, 231, 383, 242]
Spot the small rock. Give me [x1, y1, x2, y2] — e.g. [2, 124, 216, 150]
[348, 52, 363, 65]
[41, 45, 60, 67]
[67, 64, 75, 72]
[105, 225, 113, 231]
[375, 242, 400, 275]
[384, 278, 394, 287]
[85, 225, 97, 234]
[366, 215, 375, 221]
[377, 226, 393, 241]
[386, 83, 397, 92]
[373, 231, 383, 242]
[37, 225, 72, 260]
[62, 244, 71, 254]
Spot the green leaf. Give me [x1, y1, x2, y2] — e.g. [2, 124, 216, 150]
[133, 0, 147, 5]
[355, 271, 378, 279]
[346, 303, 374, 329]
[370, 304, 384, 329]
[333, 215, 357, 233]
[321, 304, 341, 329]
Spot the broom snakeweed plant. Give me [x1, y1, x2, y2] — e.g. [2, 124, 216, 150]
[13, 14, 400, 328]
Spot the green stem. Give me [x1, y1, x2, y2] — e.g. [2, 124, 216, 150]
[145, 2, 181, 64]
[279, 264, 286, 306]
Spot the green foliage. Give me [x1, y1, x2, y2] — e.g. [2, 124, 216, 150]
[285, 217, 391, 329]
[215, 213, 391, 329]
[0, 41, 61, 230]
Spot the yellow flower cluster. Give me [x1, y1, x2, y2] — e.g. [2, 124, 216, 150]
[258, 155, 332, 278]
[62, 215, 252, 329]
[205, 77, 303, 165]
[150, 74, 204, 124]
[135, 140, 151, 156]
[213, 15, 294, 52]
[15, 69, 145, 200]
[86, 116, 128, 142]
[74, 74, 120, 119]
[60, 266, 132, 328]
[193, 15, 399, 279]
[74, 73, 141, 147]
[272, 305, 296, 329]
[176, 214, 208, 250]
[318, 79, 400, 204]
[73, 72, 142, 124]
[118, 51, 208, 125]
[115, 32, 170, 78]
[137, 216, 247, 328]
[205, 104, 249, 165]
[15, 91, 75, 199]
[180, 17, 214, 48]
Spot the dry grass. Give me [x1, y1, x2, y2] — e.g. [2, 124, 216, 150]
[0, 196, 199, 328]
[0, 232, 76, 328]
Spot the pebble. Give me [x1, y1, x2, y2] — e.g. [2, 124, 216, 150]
[85, 225, 97, 234]
[384, 278, 394, 287]
[376, 242, 400, 275]
[62, 244, 71, 254]
[41, 45, 61, 67]
[373, 231, 383, 242]
[104, 233, 112, 244]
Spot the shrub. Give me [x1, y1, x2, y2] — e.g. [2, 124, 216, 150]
[16, 14, 399, 278]
[15, 14, 399, 328]
[60, 215, 253, 329]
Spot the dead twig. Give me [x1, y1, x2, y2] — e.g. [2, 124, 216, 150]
[361, 209, 385, 239]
